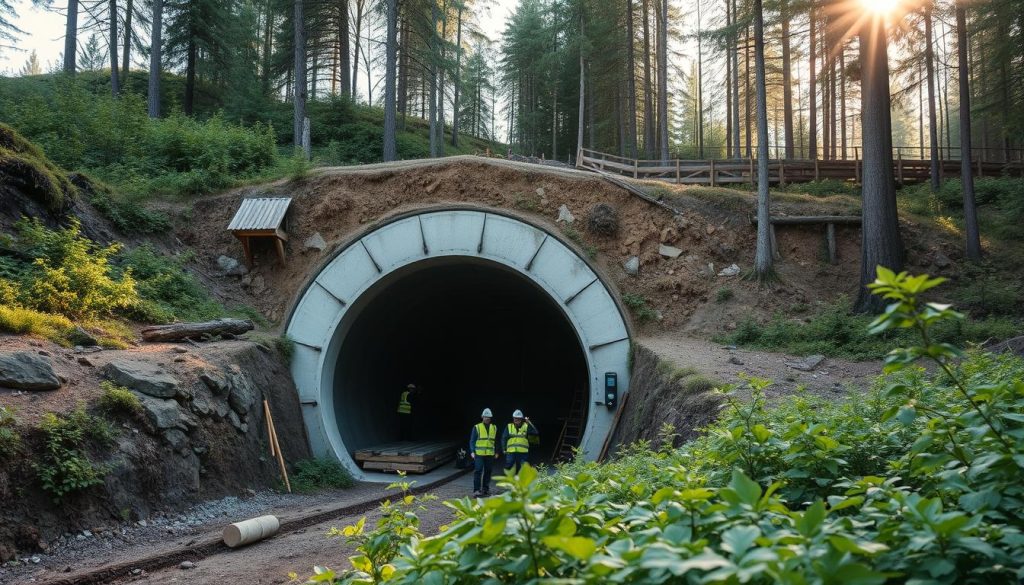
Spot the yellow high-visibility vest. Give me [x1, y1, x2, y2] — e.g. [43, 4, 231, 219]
[474, 423, 497, 456]
[397, 391, 412, 414]
[506, 423, 530, 453]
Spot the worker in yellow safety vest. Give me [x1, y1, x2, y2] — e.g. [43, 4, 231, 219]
[397, 384, 419, 440]
[469, 408, 498, 497]
[503, 409, 539, 474]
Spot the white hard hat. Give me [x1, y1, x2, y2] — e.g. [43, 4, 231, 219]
[513, 409, 524, 418]
[481, 408, 493, 417]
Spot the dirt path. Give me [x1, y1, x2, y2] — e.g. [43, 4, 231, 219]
[639, 334, 881, 401]
[106, 475, 475, 585]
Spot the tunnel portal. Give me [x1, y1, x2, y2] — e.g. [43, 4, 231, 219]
[286, 207, 632, 480]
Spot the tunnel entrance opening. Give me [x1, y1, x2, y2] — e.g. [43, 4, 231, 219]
[331, 257, 589, 465]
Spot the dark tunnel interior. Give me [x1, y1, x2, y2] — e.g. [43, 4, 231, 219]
[331, 258, 589, 463]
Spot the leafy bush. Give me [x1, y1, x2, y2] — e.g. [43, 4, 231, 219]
[34, 406, 114, 501]
[292, 458, 355, 493]
[783, 178, 860, 197]
[0, 406, 22, 460]
[117, 244, 227, 323]
[75, 174, 171, 234]
[99, 381, 142, 416]
[622, 293, 658, 323]
[715, 287, 734, 303]
[0, 305, 73, 342]
[0, 122, 74, 211]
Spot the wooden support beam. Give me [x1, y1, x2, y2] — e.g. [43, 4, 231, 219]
[709, 159, 716, 186]
[752, 215, 861, 225]
[826, 222, 837, 264]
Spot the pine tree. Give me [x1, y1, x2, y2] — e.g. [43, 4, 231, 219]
[20, 49, 42, 75]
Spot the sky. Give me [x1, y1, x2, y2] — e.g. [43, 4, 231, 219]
[0, 0, 515, 75]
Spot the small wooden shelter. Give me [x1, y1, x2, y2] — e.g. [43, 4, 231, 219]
[227, 197, 292, 266]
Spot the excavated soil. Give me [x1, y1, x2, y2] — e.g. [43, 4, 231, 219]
[176, 156, 962, 337]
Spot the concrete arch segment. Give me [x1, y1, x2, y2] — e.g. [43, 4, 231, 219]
[285, 206, 632, 481]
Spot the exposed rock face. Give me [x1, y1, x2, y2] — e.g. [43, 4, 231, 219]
[0, 352, 61, 390]
[138, 396, 192, 431]
[226, 371, 257, 416]
[102, 361, 179, 398]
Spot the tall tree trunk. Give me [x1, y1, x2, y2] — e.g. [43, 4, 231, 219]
[744, 15, 751, 158]
[840, 46, 846, 158]
[657, 0, 669, 161]
[64, 0, 79, 74]
[624, 0, 638, 158]
[731, 0, 740, 158]
[436, 1, 447, 156]
[109, 0, 120, 96]
[955, 3, 981, 261]
[294, 0, 307, 150]
[340, 0, 351, 98]
[121, 0, 132, 75]
[780, 0, 793, 159]
[577, 14, 585, 157]
[451, 4, 463, 148]
[696, 2, 704, 158]
[429, 2, 439, 157]
[726, 0, 732, 159]
[352, 0, 362, 98]
[262, 0, 274, 94]
[752, 0, 772, 280]
[854, 13, 903, 313]
[383, 0, 398, 161]
[829, 44, 836, 160]
[808, 1, 817, 159]
[397, 14, 408, 127]
[641, 0, 655, 158]
[184, 37, 196, 115]
[147, 0, 162, 118]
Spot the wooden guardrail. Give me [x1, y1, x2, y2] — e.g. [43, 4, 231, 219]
[576, 148, 1024, 187]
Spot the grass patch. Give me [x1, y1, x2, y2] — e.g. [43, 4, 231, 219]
[0, 406, 22, 460]
[622, 293, 658, 323]
[99, 381, 142, 416]
[0, 305, 73, 343]
[681, 374, 720, 394]
[722, 297, 1021, 360]
[291, 458, 355, 493]
[715, 287, 734, 303]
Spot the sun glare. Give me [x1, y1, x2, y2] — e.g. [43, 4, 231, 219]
[861, 0, 900, 14]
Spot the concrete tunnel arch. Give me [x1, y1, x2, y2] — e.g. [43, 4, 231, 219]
[285, 206, 632, 481]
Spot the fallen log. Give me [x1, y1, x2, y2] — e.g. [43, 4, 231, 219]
[141, 318, 254, 342]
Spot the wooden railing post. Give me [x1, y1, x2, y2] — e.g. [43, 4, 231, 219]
[749, 156, 755, 185]
[634, 158, 639, 179]
[897, 149, 904, 186]
[779, 159, 786, 187]
[814, 157, 820, 181]
[854, 148, 860, 183]
[977, 156, 983, 178]
[709, 159, 716, 186]
[676, 159, 681, 183]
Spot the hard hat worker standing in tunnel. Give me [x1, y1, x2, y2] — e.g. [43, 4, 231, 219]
[469, 408, 498, 497]
[397, 383, 419, 441]
[503, 409, 539, 475]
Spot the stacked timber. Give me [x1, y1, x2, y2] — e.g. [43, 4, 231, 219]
[354, 440, 460, 473]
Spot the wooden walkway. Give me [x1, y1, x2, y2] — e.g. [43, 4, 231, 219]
[577, 148, 1024, 187]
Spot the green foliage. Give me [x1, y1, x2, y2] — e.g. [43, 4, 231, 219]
[291, 459, 355, 493]
[0, 122, 74, 211]
[950, 263, 1022, 317]
[34, 405, 114, 501]
[0, 304, 74, 343]
[99, 381, 142, 416]
[783, 179, 861, 197]
[5, 219, 138, 320]
[715, 287, 734, 303]
[0, 406, 22, 460]
[0, 79, 277, 197]
[304, 271, 1024, 584]
[725, 296, 1020, 360]
[682, 374, 720, 394]
[900, 178, 1024, 242]
[79, 176, 172, 234]
[622, 292, 658, 324]
[117, 244, 227, 323]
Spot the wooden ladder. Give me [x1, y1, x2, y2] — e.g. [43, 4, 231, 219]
[552, 384, 588, 463]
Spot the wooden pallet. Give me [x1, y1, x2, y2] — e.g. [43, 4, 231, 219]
[362, 454, 456, 474]
[354, 440, 460, 464]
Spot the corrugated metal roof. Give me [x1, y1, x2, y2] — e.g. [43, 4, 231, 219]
[227, 198, 292, 232]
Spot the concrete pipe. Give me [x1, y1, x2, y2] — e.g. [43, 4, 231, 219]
[285, 206, 633, 481]
[222, 515, 281, 548]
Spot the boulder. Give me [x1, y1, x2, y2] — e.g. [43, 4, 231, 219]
[786, 354, 826, 372]
[190, 386, 215, 417]
[303, 232, 327, 252]
[227, 372, 257, 415]
[623, 256, 640, 276]
[0, 352, 61, 391]
[139, 396, 188, 431]
[102, 361, 179, 398]
[163, 429, 190, 453]
[217, 255, 240, 272]
[717, 264, 741, 277]
[66, 326, 98, 347]
[199, 371, 230, 397]
[557, 204, 575, 223]
[658, 244, 683, 259]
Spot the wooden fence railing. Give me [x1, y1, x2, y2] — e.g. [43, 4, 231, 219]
[575, 147, 1024, 187]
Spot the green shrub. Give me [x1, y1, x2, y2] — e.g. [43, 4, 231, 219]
[0, 122, 74, 211]
[681, 374, 719, 394]
[78, 175, 171, 234]
[784, 178, 860, 197]
[715, 287, 734, 303]
[724, 296, 1021, 360]
[0, 304, 73, 342]
[117, 244, 225, 323]
[292, 459, 355, 493]
[622, 292, 658, 323]
[99, 381, 142, 415]
[34, 405, 114, 501]
[0, 406, 22, 460]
